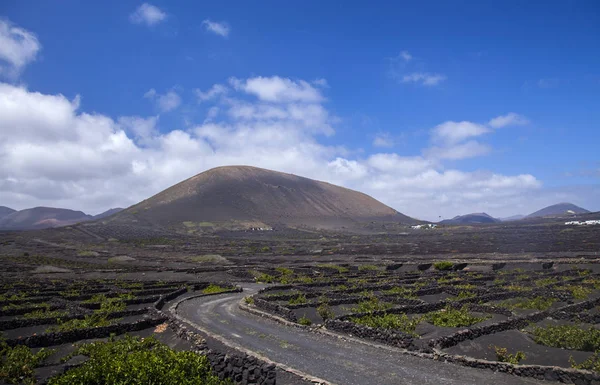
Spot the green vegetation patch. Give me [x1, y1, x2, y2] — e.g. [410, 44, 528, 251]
[496, 296, 557, 311]
[562, 285, 593, 300]
[570, 352, 600, 372]
[1, 339, 54, 385]
[350, 313, 423, 336]
[491, 345, 526, 365]
[448, 291, 477, 302]
[534, 277, 558, 287]
[425, 305, 490, 327]
[358, 264, 380, 271]
[383, 286, 416, 299]
[22, 309, 69, 320]
[288, 294, 307, 305]
[202, 284, 231, 295]
[531, 324, 600, 351]
[48, 335, 228, 385]
[434, 261, 454, 271]
[298, 315, 312, 326]
[351, 295, 391, 313]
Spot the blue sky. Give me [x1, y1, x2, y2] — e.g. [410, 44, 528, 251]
[0, 1, 598, 219]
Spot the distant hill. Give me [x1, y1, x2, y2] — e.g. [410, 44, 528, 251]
[500, 215, 525, 222]
[0, 207, 92, 230]
[439, 213, 500, 225]
[0, 206, 16, 220]
[93, 208, 124, 220]
[109, 165, 418, 231]
[526, 203, 590, 219]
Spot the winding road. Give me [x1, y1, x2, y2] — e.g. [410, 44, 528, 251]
[173, 285, 543, 385]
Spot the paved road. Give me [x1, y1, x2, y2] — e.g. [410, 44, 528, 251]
[174, 285, 543, 385]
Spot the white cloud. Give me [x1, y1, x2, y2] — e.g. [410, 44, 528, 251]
[202, 20, 230, 37]
[488, 112, 529, 128]
[399, 50, 412, 62]
[0, 80, 552, 220]
[425, 140, 491, 160]
[231, 76, 324, 103]
[130, 3, 167, 26]
[431, 121, 490, 144]
[144, 88, 181, 112]
[0, 19, 41, 78]
[402, 72, 446, 86]
[195, 84, 228, 102]
[312, 78, 329, 88]
[372, 133, 394, 148]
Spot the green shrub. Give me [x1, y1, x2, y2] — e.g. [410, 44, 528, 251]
[351, 295, 391, 313]
[563, 285, 592, 300]
[22, 309, 69, 319]
[531, 324, 600, 351]
[448, 291, 476, 301]
[496, 296, 556, 311]
[358, 264, 379, 271]
[252, 272, 275, 283]
[383, 286, 416, 299]
[534, 277, 558, 287]
[426, 305, 489, 327]
[317, 303, 334, 320]
[288, 294, 307, 305]
[48, 335, 228, 385]
[47, 313, 115, 333]
[491, 345, 526, 364]
[570, 351, 600, 372]
[1, 339, 54, 385]
[243, 296, 254, 305]
[434, 261, 454, 271]
[275, 267, 293, 275]
[202, 284, 230, 295]
[298, 315, 312, 326]
[350, 313, 423, 336]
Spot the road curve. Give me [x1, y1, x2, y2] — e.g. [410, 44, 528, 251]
[174, 285, 543, 385]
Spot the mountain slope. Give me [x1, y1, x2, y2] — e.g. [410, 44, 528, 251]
[93, 208, 124, 220]
[0, 207, 92, 230]
[439, 213, 500, 225]
[112, 165, 417, 231]
[0, 206, 16, 220]
[499, 215, 525, 222]
[526, 203, 590, 218]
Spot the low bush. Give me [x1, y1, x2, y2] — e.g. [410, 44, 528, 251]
[570, 351, 600, 372]
[383, 286, 416, 299]
[288, 294, 307, 305]
[496, 296, 556, 311]
[298, 315, 312, 326]
[22, 309, 69, 319]
[426, 305, 490, 327]
[562, 285, 592, 300]
[1, 338, 54, 385]
[491, 345, 526, 364]
[531, 324, 600, 351]
[448, 291, 476, 301]
[434, 261, 454, 271]
[358, 264, 380, 271]
[350, 313, 423, 336]
[351, 295, 391, 313]
[202, 284, 230, 295]
[317, 303, 334, 320]
[48, 335, 229, 385]
[46, 313, 116, 333]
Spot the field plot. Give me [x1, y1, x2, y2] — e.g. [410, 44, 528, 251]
[0, 278, 271, 385]
[248, 262, 600, 382]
